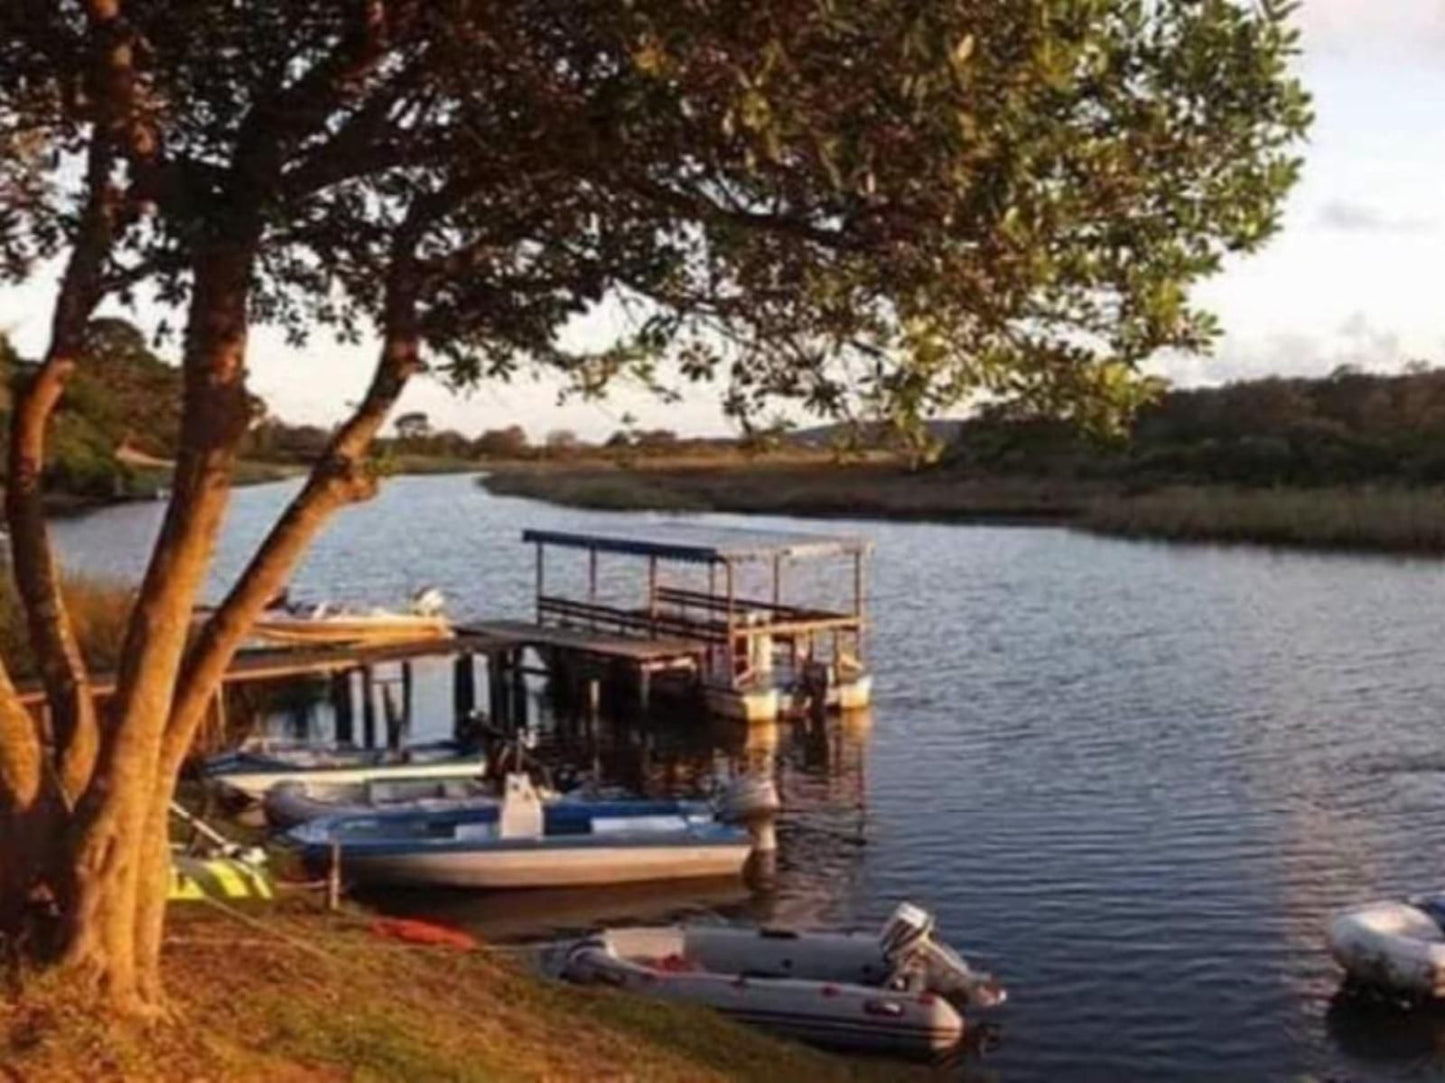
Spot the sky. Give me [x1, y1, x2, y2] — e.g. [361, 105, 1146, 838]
[2, 1, 1443, 441]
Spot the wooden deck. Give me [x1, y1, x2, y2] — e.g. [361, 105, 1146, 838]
[463, 620, 706, 665]
[11, 632, 505, 707]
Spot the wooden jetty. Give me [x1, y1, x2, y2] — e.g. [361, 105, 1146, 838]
[518, 523, 873, 722]
[15, 525, 873, 740]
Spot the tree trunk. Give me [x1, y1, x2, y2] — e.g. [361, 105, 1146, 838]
[55, 239, 258, 1010]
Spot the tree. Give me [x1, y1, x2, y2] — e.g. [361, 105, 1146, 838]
[0, 0, 1307, 1012]
[393, 411, 431, 442]
[544, 429, 581, 453]
[473, 425, 529, 458]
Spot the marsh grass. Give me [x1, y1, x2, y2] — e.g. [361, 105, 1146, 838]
[0, 572, 136, 679]
[486, 465, 1445, 556]
[482, 461, 1092, 521]
[1082, 486, 1445, 554]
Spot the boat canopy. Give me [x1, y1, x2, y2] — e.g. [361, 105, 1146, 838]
[521, 523, 872, 565]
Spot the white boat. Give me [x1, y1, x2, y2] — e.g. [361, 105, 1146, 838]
[1328, 896, 1445, 998]
[562, 903, 1004, 1056]
[202, 739, 486, 803]
[251, 587, 452, 645]
[263, 771, 778, 831]
[285, 774, 756, 889]
[262, 775, 504, 829]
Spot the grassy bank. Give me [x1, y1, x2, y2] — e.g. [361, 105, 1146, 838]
[0, 573, 134, 679]
[1081, 485, 1445, 555]
[481, 465, 1445, 556]
[481, 461, 1092, 522]
[1, 904, 924, 1082]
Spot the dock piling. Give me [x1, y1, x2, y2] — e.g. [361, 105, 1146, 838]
[361, 666, 376, 748]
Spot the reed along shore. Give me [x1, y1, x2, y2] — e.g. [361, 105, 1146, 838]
[481, 465, 1445, 556]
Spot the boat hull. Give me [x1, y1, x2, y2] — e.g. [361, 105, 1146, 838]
[251, 615, 452, 645]
[262, 777, 500, 828]
[203, 742, 486, 802]
[565, 924, 967, 1055]
[1329, 900, 1445, 998]
[333, 840, 752, 889]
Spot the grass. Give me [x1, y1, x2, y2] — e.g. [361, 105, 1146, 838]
[1081, 485, 1445, 555]
[0, 903, 930, 1082]
[0, 572, 136, 679]
[483, 463, 1445, 556]
[481, 460, 1091, 522]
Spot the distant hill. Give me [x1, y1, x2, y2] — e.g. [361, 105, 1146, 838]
[785, 418, 968, 450]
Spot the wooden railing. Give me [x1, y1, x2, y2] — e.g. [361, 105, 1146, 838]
[536, 595, 728, 644]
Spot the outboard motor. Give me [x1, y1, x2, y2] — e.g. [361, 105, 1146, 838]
[714, 775, 782, 822]
[878, 903, 1007, 1009]
[715, 775, 781, 854]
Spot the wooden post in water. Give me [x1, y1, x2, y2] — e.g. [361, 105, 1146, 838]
[401, 660, 414, 734]
[382, 680, 402, 750]
[647, 555, 658, 636]
[454, 652, 477, 735]
[361, 666, 377, 748]
[510, 649, 527, 728]
[638, 664, 651, 714]
[326, 841, 341, 911]
[332, 670, 354, 743]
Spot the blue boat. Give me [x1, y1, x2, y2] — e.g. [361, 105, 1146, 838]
[285, 774, 756, 889]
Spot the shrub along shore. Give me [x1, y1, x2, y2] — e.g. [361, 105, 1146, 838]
[480, 465, 1445, 556]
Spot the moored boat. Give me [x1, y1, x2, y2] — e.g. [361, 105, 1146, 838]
[202, 738, 487, 802]
[263, 771, 778, 830]
[251, 587, 452, 645]
[262, 775, 504, 828]
[562, 903, 1004, 1056]
[285, 774, 756, 889]
[1328, 896, 1445, 998]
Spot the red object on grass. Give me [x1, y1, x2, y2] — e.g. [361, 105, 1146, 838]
[370, 917, 478, 951]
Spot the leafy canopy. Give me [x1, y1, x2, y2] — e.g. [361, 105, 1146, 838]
[1, 0, 1310, 435]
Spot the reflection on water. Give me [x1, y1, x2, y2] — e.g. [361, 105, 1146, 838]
[48, 474, 1445, 1081]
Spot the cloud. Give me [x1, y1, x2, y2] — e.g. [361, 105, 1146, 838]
[1150, 312, 1419, 389]
[1317, 199, 1432, 233]
[1295, 0, 1445, 57]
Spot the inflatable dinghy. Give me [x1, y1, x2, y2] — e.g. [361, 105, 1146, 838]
[1328, 895, 1445, 998]
[563, 903, 1004, 1056]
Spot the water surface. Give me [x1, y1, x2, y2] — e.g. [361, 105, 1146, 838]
[50, 474, 1445, 1081]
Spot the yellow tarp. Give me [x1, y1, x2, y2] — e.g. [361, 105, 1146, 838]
[169, 855, 274, 902]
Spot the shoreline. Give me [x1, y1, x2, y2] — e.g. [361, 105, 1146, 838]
[1, 902, 923, 1082]
[479, 465, 1445, 557]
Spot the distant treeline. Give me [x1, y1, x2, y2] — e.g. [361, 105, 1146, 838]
[246, 415, 749, 466]
[0, 319, 190, 501]
[948, 367, 1445, 486]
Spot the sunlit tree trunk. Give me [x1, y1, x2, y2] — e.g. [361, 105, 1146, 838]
[54, 235, 258, 1009]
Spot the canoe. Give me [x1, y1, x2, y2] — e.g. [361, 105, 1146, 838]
[284, 774, 754, 889]
[563, 903, 1005, 1056]
[1328, 896, 1445, 998]
[202, 739, 487, 802]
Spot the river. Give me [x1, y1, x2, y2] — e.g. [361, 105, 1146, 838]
[49, 473, 1445, 1081]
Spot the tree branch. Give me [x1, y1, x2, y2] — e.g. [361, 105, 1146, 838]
[160, 260, 422, 772]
